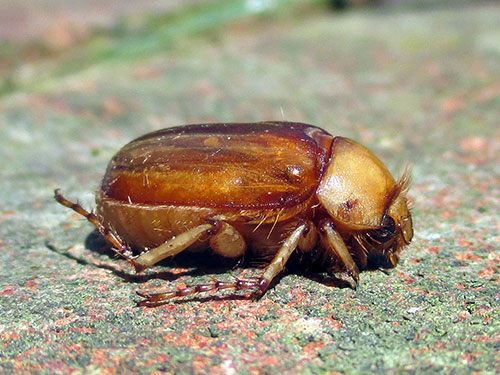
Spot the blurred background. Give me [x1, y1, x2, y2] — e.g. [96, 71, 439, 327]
[1, 1, 498, 374]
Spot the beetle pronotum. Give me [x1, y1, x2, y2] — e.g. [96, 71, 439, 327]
[55, 122, 413, 306]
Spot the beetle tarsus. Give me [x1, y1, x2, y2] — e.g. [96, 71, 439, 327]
[251, 278, 269, 301]
[136, 277, 264, 307]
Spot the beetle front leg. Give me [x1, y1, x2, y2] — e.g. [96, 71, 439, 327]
[319, 219, 359, 287]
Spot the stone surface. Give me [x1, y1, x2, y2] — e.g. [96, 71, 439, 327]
[1, 1, 498, 374]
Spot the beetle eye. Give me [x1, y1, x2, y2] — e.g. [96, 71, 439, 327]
[370, 215, 396, 243]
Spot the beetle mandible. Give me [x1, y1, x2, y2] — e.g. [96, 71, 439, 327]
[55, 122, 413, 306]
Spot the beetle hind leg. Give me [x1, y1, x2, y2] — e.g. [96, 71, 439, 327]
[54, 189, 136, 265]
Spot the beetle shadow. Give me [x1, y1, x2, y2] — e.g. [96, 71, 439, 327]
[299, 272, 355, 289]
[285, 261, 356, 290]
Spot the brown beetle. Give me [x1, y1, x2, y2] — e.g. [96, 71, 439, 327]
[55, 122, 413, 306]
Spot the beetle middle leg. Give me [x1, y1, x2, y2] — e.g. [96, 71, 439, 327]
[137, 222, 310, 306]
[132, 220, 247, 272]
[253, 222, 313, 295]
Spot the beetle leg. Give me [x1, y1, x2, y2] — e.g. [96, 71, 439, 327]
[135, 220, 246, 273]
[137, 277, 262, 307]
[133, 223, 215, 272]
[297, 220, 317, 252]
[54, 190, 136, 264]
[253, 223, 308, 296]
[319, 219, 359, 287]
[136, 223, 307, 306]
[209, 221, 246, 258]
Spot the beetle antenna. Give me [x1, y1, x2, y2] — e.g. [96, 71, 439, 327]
[397, 165, 412, 195]
[384, 165, 412, 212]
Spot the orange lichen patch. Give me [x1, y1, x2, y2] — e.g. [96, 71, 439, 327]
[54, 314, 78, 327]
[433, 341, 447, 350]
[441, 211, 452, 219]
[461, 352, 482, 363]
[132, 65, 164, 79]
[41, 19, 90, 52]
[478, 267, 495, 278]
[410, 347, 430, 356]
[1, 331, 19, 341]
[329, 316, 343, 330]
[356, 305, 369, 312]
[396, 272, 415, 284]
[302, 340, 326, 357]
[1, 286, 14, 295]
[457, 239, 473, 247]
[428, 245, 442, 254]
[459, 136, 487, 152]
[474, 335, 497, 343]
[262, 356, 281, 366]
[24, 280, 38, 290]
[458, 311, 471, 321]
[192, 355, 211, 373]
[441, 96, 465, 113]
[474, 83, 500, 103]
[455, 252, 481, 262]
[162, 331, 212, 350]
[77, 326, 94, 335]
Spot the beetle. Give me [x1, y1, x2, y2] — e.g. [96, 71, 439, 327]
[55, 122, 413, 306]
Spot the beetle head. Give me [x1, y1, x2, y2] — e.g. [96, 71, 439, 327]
[317, 137, 413, 269]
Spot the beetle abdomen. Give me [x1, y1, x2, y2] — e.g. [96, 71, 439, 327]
[97, 191, 214, 249]
[96, 189, 317, 250]
[100, 122, 333, 209]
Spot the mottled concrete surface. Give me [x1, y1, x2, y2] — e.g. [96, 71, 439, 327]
[0, 1, 498, 374]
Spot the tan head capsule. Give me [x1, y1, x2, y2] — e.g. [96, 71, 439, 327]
[55, 122, 413, 306]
